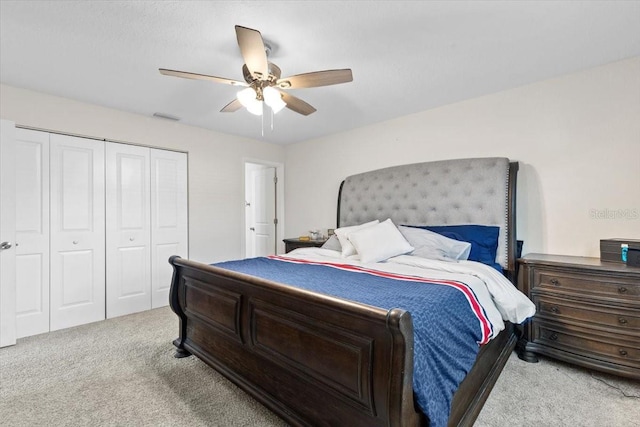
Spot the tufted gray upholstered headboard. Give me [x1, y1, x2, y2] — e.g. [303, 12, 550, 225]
[337, 157, 519, 277]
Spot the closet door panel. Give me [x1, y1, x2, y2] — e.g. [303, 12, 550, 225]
[15, 255, 44, 314]
[14, 128, 50, 338]
[50, 135, 105, 331]
[59, 250, 94, 303]
[150, 149, 187, 308]
[106, 143, 151, 318]
[154, 242, 178, 300]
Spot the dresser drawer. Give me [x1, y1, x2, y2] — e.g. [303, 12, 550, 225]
[534, 295, 640, 334]
[533, 322, 640, 367]
[533, 269, 640, 302]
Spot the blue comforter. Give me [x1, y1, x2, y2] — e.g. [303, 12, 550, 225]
[214, 256, 493, 427]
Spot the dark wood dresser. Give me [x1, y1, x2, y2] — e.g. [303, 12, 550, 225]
[517, 253, 640, 379]
[283, 237, 327, 253]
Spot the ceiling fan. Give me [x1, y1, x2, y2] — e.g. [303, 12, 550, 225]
[159, 25, 353, 116]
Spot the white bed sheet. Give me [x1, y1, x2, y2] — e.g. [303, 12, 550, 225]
[284, 247, 535, 340]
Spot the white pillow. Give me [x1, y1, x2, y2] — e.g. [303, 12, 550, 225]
[398, 225, 471, 261]
[334, 220, 379, 257]
[348, 219, 414, 263]
[321, 234, 342, 252]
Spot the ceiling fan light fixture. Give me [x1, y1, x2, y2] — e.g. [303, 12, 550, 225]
[237, 87, 257, 107]
[237, 87, 263, 115]
[263, 86, 286, 114]
[246, 100, 263, 116]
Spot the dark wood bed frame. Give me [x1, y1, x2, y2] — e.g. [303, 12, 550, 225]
[169, 160, 520, 427]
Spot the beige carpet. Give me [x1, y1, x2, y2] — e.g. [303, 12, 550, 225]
[1, 307, 638, 426]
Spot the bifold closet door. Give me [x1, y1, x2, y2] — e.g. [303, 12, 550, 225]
[50, 134, 105, 331]
[106, 143, 151, 318]
[150, 149, 188, 308]
[0, 120, 16, 347]
[14, 128, 50, 338]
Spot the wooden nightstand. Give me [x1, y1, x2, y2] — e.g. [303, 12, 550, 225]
[517, 253, 640, 379]
[283, 237, 328, 253]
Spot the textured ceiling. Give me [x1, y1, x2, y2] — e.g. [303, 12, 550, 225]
[1, 1, 639, 145]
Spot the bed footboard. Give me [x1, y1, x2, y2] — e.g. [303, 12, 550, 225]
[169, 255, 425, 427]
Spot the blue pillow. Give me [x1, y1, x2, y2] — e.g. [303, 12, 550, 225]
[408, 225, 502, 271]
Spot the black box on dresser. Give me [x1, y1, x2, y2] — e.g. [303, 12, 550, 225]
[517, 253, 640, 380]
[627, 248, 640, 268]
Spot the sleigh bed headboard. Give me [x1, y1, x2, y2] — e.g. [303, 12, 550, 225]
[337, 157, 519, 280]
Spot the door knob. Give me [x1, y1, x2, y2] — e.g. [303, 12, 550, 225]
[249, 227, 255, 231]
[0, 241, 12, 250]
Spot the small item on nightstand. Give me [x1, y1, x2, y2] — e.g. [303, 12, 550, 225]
[309, 230, 322, 240]
[299, 236, 310, 241]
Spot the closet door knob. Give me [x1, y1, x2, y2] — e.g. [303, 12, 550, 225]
[0, 241, 12, 250]
[72, 241, 78, 245]
[129, 237, 135, 241]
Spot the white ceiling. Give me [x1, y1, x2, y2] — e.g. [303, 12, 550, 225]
[1, 1, 639, 145]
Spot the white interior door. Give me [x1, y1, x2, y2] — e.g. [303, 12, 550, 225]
[0, 120, 17, 348]
[50, 134, 105, 331]
[251, 167, 276, 257]
[150, 149, 187, 309]
[106, 143, 151, 318]
[14, 128, 50, 338]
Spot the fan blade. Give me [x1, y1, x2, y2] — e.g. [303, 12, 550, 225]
[221, 98, 243, 113]
[276, 69, 353, 89]
[235, 25, 269, 81]
[281, 92, 317, 116]
[159, 68, 247, 86]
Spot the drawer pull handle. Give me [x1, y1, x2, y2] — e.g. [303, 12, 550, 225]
[619, 349, 628, 356]
[550, 278, 559, 286]
[549, 306, 559, 314]
[618, 317, 628, 325]
[548, 333, 558, 341]
[618, 286, 628, 294]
